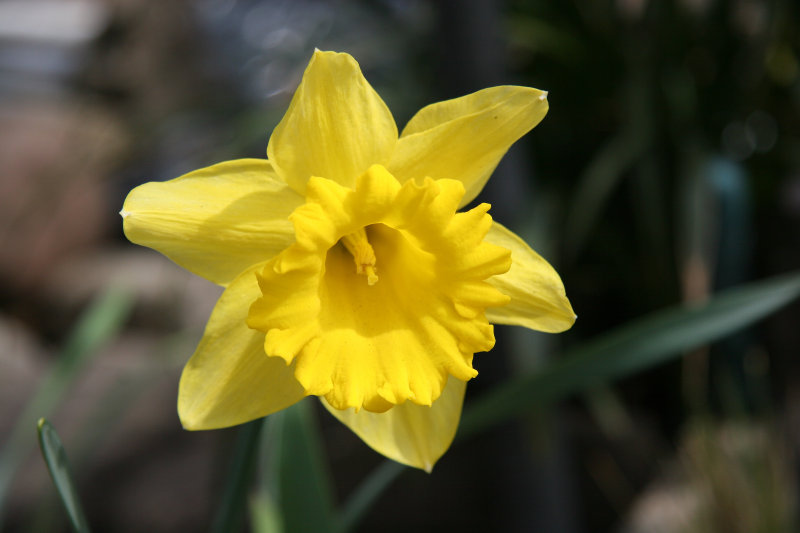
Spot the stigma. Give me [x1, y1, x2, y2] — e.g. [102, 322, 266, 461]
[341, 227, 379, 285]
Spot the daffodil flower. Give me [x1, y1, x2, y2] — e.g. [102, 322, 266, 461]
[121, 50, 575, 471]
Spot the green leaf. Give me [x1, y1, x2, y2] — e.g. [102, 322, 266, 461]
[249, 489, 284, 533]
[459, 270, 800, 438]
[211, 418, 265, 533]
[0, 287, 133, 519]
[564, 71, 654, 260]
[262, 400, 336, 533]
[564, 131, 646, 259]
[36, 419, 90, 533]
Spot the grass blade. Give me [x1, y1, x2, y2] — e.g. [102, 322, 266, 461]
[564, 132, 646, 259]
[36, 419, 90, 533]
[335, 460, 406, 533]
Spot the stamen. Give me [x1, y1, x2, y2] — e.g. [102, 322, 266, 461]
[341, 227, 379, 285]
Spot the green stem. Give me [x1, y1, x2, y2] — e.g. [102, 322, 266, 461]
[211, 418, 265, 533]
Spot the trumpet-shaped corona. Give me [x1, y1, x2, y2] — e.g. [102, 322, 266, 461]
[247, 165, 511, 412]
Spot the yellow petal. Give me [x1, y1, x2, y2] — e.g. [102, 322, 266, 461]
[388, 86, 548, 207]
[121, 159, 302, 286]
[484, 222, 576, 332]
[267, 50, 398, 194]
[323, 377, 466, 471]
[178, 264, 306, 429]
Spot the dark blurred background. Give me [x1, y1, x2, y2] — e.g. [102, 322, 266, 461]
[1, 0, 799, 531]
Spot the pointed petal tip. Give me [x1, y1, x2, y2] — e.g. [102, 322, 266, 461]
[177, 410, 201, 431]
[484, 222, 577, 333]
[119, 209, 130, 219]
[323, 380, 466, 472]
[269, 48, 396, 192]
[177, 392, 210, 431]
[390, 85, 550, 206]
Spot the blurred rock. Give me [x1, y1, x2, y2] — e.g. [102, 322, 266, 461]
[84, 0, 225, 128]
[621, 421, 797, 533]
[43, 248, 222, 335]
[0, 101, 128, 293]
[621, 474, 705, 533]
[0, 315, 49, 438]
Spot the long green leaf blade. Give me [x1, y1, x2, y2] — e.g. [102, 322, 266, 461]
[265, 400, 336, 533]
[36, 419, 90, 533]
[336, 460, 406, 533]
[249, 489, 284, 533]
[459, 270, 800, 438]
[211, 418, 265, 533]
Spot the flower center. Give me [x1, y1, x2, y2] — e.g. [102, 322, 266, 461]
[340, 227, 378, 285]
[247, 164, 512, 412]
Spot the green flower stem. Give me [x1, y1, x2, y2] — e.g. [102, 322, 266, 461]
[211, 418, 265, 533]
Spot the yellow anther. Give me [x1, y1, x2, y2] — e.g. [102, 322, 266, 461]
[341, 227, 379, 285]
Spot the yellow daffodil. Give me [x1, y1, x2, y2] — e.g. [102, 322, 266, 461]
[121, 50, 575, 471]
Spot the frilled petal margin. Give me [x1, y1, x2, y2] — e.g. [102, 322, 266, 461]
[178, 264, 306, 429]
[484, 222, 576, 333]
[121, 159, 303, 286]
[322, 377, 466, 472]
[247, 165, 510, 413]
[388, 86, 549, 208]
[268, 50, 398, 194]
